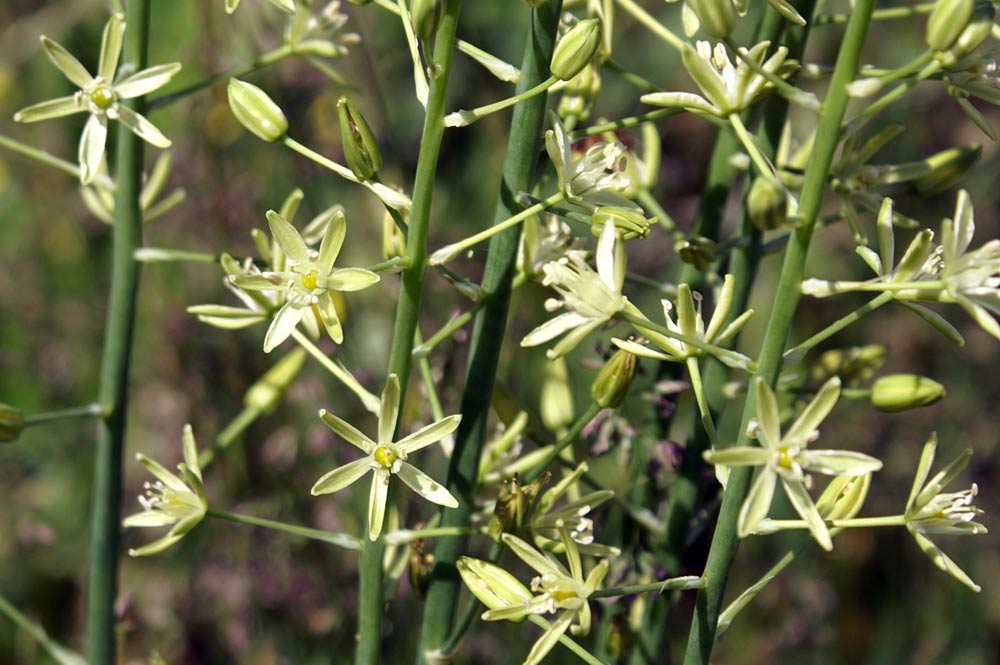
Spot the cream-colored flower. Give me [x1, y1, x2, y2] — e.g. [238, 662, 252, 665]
[123, 425, 207, 557]
[521, 221, 627, 359]
[311, 374, 460, 540]
[704, 377, 882, 551]
[13, 14, 180, 184]
[905, 433, 987, 591]
[545, 114, 639, 212]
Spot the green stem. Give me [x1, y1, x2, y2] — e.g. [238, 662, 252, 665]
[291, 329, 380, 414]
[0, 133, 113, 187]
[206, 508, 361, 549]
[816, 1, 935, 24]
[636, 188, 683, 240]
[384, 525, 488, 544]
[197, 405, 261, 469]
[729, 114, 775, 178]
[570, 108, 681, 139]
[807, 279, 944, 293]
[86, 1, 151, 662]
[620, 310, 757, 372]
[783, 291, 894, 363]
[355, 2, 465, 664]
[446, 76, 559, 127]
[148, 44, 294, 110]
[416, 4, 563, 660]
[429, 192, 565, 265]
[615, 0, 684, 51]
[686, 358, 720, 450]
[765, 515, 906, 529]
[0, 593, 83, 665]
[682, 3, 876, 663]
[591, 576, 704, 599]
[23, 403, 104, 427]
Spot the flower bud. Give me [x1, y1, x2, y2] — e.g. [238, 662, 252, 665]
[938, 1, 996, 66]
[591, 206, 652, 240]
[675, 235, 717, 271]
[871, 374, 946, 412]
[382, 209, 407, 261]
[591, 348, 640, 409]
[810, 345, 886, 387]
[816, 473, 872, 521]
[488, 473, 548, 541]
[558, 61, 601, 124]
[541, 357, 574, 433]
[411, 0, 444, 40]
[227, 79, 288, 143]
[747, 176, 789, 231]
[337, 97, 383, 181]
[926, 0, 975, 51]
[687, 0, 737, 38]
[913, 144, 981, 195]
[551, 19, 602, 81]
[244, 348, 307, 413]
[457, 557, 532, 617]
[0, 403, 25, 443]
[408, 539, 435, 598]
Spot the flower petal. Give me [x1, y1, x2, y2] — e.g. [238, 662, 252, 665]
[396, 415, 461, 454]
[379, 374, 401, 445]
[97, 15, 125, 82]
[704, 446, 771, 467]
[266, 210, 308, 263]
[523, 610, 575, 665]
[316, 293, 344, 344]
[907, 525, 981, 592]
[317, 208, 347, 273]
[311, 457, 372, 495]
[326, 268, 380, 292]
[368, 471, 389, 540]
[640, 91, 719, 116]
[752, 378, 781, 450]
[800, 449, 882, 476]
[737, 466, 777, 537]
[262, 300, 306, 353]
[782, 477, 832, 551]
[182, 424, 201, 480]
[79, 113, 108, 185]
[128, 534, 184, 557]
[521, 311, 590, 347]
[122, 510, 175, 528]
[116, 62, 182, 99]
[784, 376, 840, 446]
[501, 533, 565, 578]
[318, 409, 373, 453]
[13, 96, 83, 122]
[396, 462, 458, 507]
[136, 453, 187, 492]
[116, 105, 171, 148]
[40, 36, 93, 89]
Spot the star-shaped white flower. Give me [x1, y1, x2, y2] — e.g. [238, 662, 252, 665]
[232, 208, 379, 352]
[905, 433, 987, 591]
[521, 221, 627, 359]
[311, 374, 460, 540]
[641, 41, 790, 118]
[123, 425, 207, 557]
[13, 14, 181, 184]
[545, 114, 639, 212]
[704, 377, 883, 550]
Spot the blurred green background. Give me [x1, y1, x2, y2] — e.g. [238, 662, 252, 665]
[1, 1, 998, 663]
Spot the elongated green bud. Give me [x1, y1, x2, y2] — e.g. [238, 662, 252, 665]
[592, 206, 652, 240]
[913, 144, 981, 195]
[551, 19, 602, 81]
[926, 0, 975, 51]
[871, 374, 947, 412]
[411, 0, 443, 40]
[244, 348, 307, 413]
[817, 473, 872, 521]
[0, 403, 25, 443]
[591, 348, 639, 408]
[457, 557, 532, 617]
[228, 79, 288, 143]
[746, 177, 788, 231]
[337, 96, 383, 181]
[488, 473, 548, 541]
[688, 0, 736, 38]
[938, 1, 996, 66]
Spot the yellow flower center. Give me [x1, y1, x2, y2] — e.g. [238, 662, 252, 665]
[373, 445, 397, 469]
[776, 446, 795, 470]
[552, 589, 578, 602]
[90, 85, 116, 110]
[300, 270, 319, 291]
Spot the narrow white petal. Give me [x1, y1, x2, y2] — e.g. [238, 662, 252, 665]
[116, 63, 182, 99]
[521, 312, 590, 347]
[396, 462, 458, 507]
[266, 210, 308, 262]
[79, 114, 108, 185]
[317, 209, 347, 273]
[737, 467, 777, 537]
[379, 375, 401, 445]
[117, 106, 171, 148]
[311, 457, 372, 495]
[41, 36, 93, 89]
[396, 415, 462, 454]
[785, 376, 840, 445]
[783, 478, 833, 551]
[97, 15, 125, 82]
[13, 96, 83, 123]
[262, 301, 306, 353]
[752, 378, 781, 450]
[368, 472, 389, 540]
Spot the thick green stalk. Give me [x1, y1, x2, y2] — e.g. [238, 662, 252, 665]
[682, 4, 876, 663]
[86, 1, 151, 663]
[355, 3, 464, 664]
[415, 3, 563, 661]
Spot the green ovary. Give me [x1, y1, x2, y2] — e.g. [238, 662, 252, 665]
[373, 446, 397, 469]
[90, 85, 116, 110]
[300, 270, 319, 291]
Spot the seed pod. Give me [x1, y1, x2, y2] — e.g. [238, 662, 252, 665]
[871, 374, 947, 412]
[228, 79, 288, 143]
[551, 19, 602, 81]
[747, 176, 789, 231]
[591, 348, 640, 409]
[913, 144, 981, 195]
